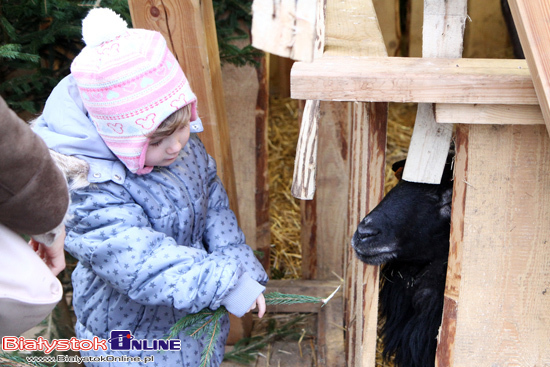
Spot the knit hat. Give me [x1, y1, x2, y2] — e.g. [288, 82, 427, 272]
[71, 8, 200, 174]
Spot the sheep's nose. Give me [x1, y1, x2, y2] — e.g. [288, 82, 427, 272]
[357, 225, 380, 238]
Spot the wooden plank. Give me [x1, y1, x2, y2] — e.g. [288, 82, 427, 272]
[345, 102, 387, 367]
[128, 0, 244, 342]
[128, 0, 238, 214]
[300, 100, 351, 280]
[311, 0, 388, 365]
[291, 0, 325, 200]
[291, 57, 536, 105]
[435, 104, 544, 125]
[436, 124, 468, 366]
[251, 0, 317, 62]
[403, 103, 454, 183]
[509, 0, 550, 134]
[292, 100, 320, 200]
[440, 124, 550, 366]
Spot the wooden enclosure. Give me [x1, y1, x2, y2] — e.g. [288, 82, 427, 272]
[127, 0, 550, 366]
[282, 0, 550, 366]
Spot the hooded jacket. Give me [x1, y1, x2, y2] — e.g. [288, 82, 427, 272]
[33, 75, 268, 366]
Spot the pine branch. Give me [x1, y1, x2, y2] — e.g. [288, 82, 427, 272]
[169, 287, 341, 366]
[0, 44, 39, 62]
[265, 292, 324, 305]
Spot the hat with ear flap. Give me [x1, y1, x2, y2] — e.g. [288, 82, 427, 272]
[70, 8, 202, 175]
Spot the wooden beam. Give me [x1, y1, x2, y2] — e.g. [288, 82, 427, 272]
[291, 57, 536, 105]
[508, 0, 550, 135]
[435, 104, 544, 125]
[251, 0, 317, 62]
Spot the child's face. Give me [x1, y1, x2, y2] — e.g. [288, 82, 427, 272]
[144, 123, 190, 167]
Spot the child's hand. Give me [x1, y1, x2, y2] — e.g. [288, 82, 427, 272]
[29, 225, 66, 276]
[248, 293, 266, 318]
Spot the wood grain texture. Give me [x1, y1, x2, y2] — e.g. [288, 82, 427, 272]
[509, 0, 550, 134]
[291, 57, 537, 105]
[128, 0, 244, 342]
[251, 0, 316, 61]
[311, 0, 388, 365]
[301, 101, 351, 280]
[402, 103, 454, 183]
[435, 103, 544, 125]
[128, 0, 238, 214]
[291, 100, 320, 200]
[291, 0, 325, 200]
[446, 124, 550, 366]
[345, 102, 387, 367]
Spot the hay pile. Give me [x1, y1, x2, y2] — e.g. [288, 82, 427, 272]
[267, 97, 303, 279]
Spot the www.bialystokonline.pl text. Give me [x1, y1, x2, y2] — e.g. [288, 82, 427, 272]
[25, 355, 155, 364]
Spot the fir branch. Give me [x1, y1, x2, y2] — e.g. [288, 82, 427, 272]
[199, 316, 222, 367]
[264, 292, 324, 305]
[169, 288, 341, 366]
[0, 44, 39, 62]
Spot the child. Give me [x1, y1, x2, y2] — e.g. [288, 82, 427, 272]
[33, 8, 268, 366]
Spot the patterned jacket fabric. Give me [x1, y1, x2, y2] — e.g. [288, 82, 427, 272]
[33, 75, 268, 367]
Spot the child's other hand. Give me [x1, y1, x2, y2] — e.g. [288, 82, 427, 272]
[29, 225, 66, 276]
[248, 293, 266, 318]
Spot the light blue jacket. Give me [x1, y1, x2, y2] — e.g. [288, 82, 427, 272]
[33, 76, 268, 367]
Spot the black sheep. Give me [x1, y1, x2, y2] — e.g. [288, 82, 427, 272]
[351, 157, 454, 367]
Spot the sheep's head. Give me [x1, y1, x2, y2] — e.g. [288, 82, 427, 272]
[351, 157, 454, 266]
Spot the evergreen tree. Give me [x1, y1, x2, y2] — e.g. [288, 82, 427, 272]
[0, 0, 257, 114]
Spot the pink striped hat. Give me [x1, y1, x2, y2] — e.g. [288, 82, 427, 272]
[71, 8, 199, 174]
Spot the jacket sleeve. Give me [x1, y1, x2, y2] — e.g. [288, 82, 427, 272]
[0, 96, 69, 235]
[66, 184, 264, 316]
[200, 146, 269, 287]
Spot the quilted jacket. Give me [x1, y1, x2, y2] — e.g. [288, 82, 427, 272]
[33, 75, 268, 367]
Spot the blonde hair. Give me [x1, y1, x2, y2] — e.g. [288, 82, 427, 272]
[148, 104, 192, 140]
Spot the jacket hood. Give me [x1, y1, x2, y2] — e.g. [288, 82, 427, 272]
[33, 75, 128, 185]
[33, 74, 204, 186]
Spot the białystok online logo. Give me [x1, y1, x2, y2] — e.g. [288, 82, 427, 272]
[2, 331, 181, 354]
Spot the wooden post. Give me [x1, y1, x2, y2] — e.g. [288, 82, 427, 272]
[128, 0, 245, 342]
[128, 0, 239, 216]
[345, 102, 387, 367]
[316, 0, 388, 365]
[508, 0, 550, 135]
[402, 0, 467, 184]
[437, 124, 550, 366]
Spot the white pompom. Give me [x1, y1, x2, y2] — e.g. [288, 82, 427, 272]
[82, 8, 128, 47]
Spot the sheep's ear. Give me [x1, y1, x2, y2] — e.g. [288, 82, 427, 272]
[394, 166, 404, 180]
[391, 159, 406, 180]
[391, 159, 406, 172]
